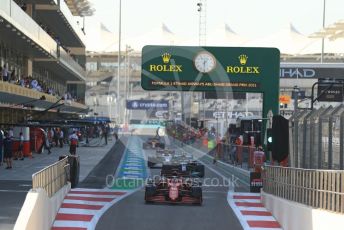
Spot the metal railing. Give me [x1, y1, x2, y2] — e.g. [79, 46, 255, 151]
[59, 47, 86, 80]
[32, 156, 70, 197]
[0, 81, 58, 103]
[0, 0, 57, 57]
[262, 166, 344, 213]
[0, 81, 87, 109]
[59, 0, 86, 45]
[290, 105, 344, 169]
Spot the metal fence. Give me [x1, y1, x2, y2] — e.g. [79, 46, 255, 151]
[290, 105, 344, 169]
[32, 156, 70, 197]
[263, 166, 344, 213]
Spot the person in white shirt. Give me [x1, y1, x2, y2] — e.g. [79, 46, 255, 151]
[9, 128, 13, 138]
[2, 65, 9, 81]
[44, 131, 51, 154]
[49, 129, 54, 145]
[14, 132, 24, 160]
[59, 129, 64, 148]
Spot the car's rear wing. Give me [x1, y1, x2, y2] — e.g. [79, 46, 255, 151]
[161, 165, 191, 178]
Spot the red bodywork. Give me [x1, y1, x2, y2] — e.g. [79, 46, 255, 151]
[168, 178, 181, 201]
[145, 177, 202, 205]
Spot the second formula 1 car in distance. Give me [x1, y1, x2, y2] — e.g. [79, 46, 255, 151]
[143, 137, 165, 149]
[147, 148, 176, 168]
[160, 162, 205, 178]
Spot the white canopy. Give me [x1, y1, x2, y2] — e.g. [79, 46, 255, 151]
[181, 23, 248, 47]
[208, 24, 248, 46]
[299, 38, 344, 55]
[85, 21, 344, 55]
[245, 23, 312, 55]
[122, 24, 180, 51]
[85, 22, 117, 52]
[86, 23, 180, 52]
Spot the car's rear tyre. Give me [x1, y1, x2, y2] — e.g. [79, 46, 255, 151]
[191, 186, 202, 198]
[195, 165, 205, 177]
[144, 193, 154, 204]
[145, 185, 156, 197]
[147, 161, 155, 168]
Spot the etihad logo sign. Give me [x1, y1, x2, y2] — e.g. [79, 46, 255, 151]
[226, 54, 260, 75]
[149, 53, 182, 72]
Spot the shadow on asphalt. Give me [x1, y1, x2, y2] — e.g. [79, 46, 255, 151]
[78, 137, 128, 188]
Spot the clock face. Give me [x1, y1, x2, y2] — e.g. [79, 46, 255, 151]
[194, 51, 216, 73]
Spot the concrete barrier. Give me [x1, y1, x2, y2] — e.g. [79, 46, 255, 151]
[14, 183, 71, 230]
[261, 190, 344, 230]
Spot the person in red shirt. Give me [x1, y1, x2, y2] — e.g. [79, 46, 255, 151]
[253, 146, 265, 173]
[69, 131, 78, 155]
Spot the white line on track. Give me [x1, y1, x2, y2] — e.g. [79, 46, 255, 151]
[53, 220, 91, 228]
[67, 194, 119, 199]
[233, 199, 262, 203]
[243, 215, 276, 221]
[0, 189, 28, 193]
[237, 207, 267, 211]
[58, 208, 99, 215]
[62, 199, 108, 206]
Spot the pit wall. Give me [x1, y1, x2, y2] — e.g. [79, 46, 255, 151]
[261, 190, 344, 230]
[14, 183, 71, 230]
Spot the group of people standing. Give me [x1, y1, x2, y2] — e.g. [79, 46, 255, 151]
[45, 128, 79, 155]
[48, 128, 65, 148]
[0, 124, 113, 171]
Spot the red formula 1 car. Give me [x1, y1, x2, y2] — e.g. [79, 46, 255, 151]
[144, 177, 202, 205]
[143, 137, 165, 149]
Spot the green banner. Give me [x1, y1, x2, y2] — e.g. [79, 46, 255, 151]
[141, 45, 281, 140]
[141, 45, 279, 93]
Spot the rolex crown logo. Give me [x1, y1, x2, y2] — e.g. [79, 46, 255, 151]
[239, 54, 248, 65]
[162, 53, 172, 64]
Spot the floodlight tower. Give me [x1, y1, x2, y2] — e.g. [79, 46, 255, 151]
[197, 0, 207, 46]
[117, 0, 122, 125]
[197, 0, 207, 125]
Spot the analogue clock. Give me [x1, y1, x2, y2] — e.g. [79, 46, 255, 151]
[194, 51, 216, 73]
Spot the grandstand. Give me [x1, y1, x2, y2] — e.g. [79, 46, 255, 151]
[0, 0, 92, 123]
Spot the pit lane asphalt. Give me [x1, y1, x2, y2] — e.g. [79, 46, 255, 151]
[0, 180, 30, 230]
[96, 137, 246, 230]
